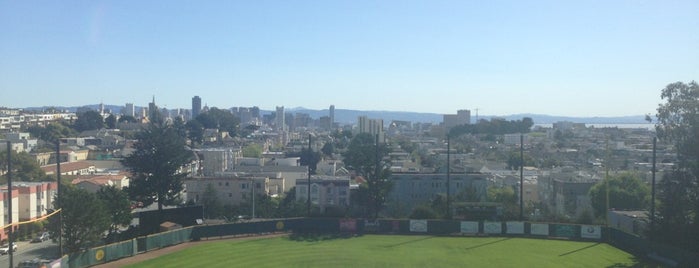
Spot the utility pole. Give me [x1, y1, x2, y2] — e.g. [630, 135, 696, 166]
[519, 134, 524, 221]
[307, 134, 312, 217]
[7, 142, 14, 268]
[446, 135, 451, 219]
[56, 141, 63, 257]
[650, 137, 657, 240]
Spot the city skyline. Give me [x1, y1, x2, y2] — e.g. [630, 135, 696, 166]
[2, 1, 698, 117]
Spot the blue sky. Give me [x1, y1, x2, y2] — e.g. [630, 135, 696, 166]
[1, 1, 697, 117]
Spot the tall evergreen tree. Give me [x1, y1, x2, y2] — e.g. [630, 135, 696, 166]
[653, 80, 699, 250]
[121, 122, 193, 213]
[342, 133, 392, 218]
[96, 185, 133, 242]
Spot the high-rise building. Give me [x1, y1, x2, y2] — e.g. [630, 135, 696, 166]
[357, 116, 385, 143]
[329, 105, 335, 130]
[124, 103, 135, 117]
[275, 106, 285, 131]
[192, 96, 202, 118]
[443, 109, 471, 131]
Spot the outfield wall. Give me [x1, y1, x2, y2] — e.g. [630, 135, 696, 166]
[60, 218, 696, 267]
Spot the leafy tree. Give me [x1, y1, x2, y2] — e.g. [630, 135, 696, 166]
[342, 133, 392, 218]
[0, 151, 49, 182]
[201, 183, 224, 219]
[27, 122, 77, 144]
[321, 142, 334, 157]
[488, 186, 518, 220]
[51, 186, 110, 253]
[652, 81, 699, 250]
[588, 172, 650, 217]
[290, 148, 320, 175]
[105, 114, 117, 129]
[194, 107, 240, 137]
[73, 110, 104, 132]
[277, 187, 306, 217]
[96, 185, 133, 242]
[118, 115, 138, 124]
[121, 123, 193, 213]
[185, 120, 205, 145]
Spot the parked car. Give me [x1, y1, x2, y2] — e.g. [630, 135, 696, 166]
[17, 258, 52, 268]
[31, 232, 50, 243]
[0, 242, 17, 254]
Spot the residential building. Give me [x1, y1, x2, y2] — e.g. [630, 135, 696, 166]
[72, 173, 130, 193]
[14, 182, 58, 221]
[386, 172, 489, 216]
[42, 161, 96, 176]
[0, 188, 19, 242]
[184, 176, 270, 207]
[296, 177, 351, 213]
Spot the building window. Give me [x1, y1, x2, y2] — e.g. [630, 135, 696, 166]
[225, 182, 229, 186]
[229, 193, 233, 197]
[241, 183, 247, 189]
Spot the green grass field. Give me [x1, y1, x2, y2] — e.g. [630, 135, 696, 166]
[127, 234, 647, 268]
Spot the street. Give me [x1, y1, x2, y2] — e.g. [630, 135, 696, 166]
[0, 240, 59, 268]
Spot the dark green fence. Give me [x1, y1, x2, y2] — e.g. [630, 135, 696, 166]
[59, 218, 698, 267]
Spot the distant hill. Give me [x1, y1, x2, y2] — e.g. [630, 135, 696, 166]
[22, 105, 648, 125]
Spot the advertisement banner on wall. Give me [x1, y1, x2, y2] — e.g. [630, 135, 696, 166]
[553, 224, 576, 238]
[580, 225, 601, 239]
[483, 222, 502, 234]
[410, 220, 428, 232]
[339, 219, 357, 232]
[530, 223, 549, 236]
[506, 221, 525, 234]
[460, 221, 479, 234]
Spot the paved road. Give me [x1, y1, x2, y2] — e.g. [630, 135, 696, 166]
[0, 240, 59, 267]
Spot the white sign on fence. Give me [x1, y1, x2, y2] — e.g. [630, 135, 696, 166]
[530, 223, 549, 236]
[506, 221, 524, 234]
[410, 220, 428, 232]
[483, 222, 502, 234]
[460, 221, 479, 234]
[580, 225, 601, 239]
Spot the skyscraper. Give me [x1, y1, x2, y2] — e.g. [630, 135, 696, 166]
[329, 105, 335, 130]
[192, 96, 202, 118]
[124, 103, 135, 117]
[275, 106, 285, 131]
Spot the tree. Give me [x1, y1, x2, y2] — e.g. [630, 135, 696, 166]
[185, 120, 205, 145]
[0, 151, 49, 182]
[73, 110, 104, 132]
[342, 133, 392, 218]
[321, 142, 334, 157]
[96, 185, 133, 242]
[653, 81, 699, 250]
[121, 123, 193, 213]
[51, 186, 110, 253]
[201, 183, 224, 219]
[105, 114, 117, 129]
[409, 205, 439, 219]
[194, 107, 240, 137]
[27, 122, 77, 144]
[118, 115, 138, 124]
[588, 172, 650, 218]
[296, 148, 321, 175]
[277, 187, 306, 217]
[488, 186, 518, 220]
